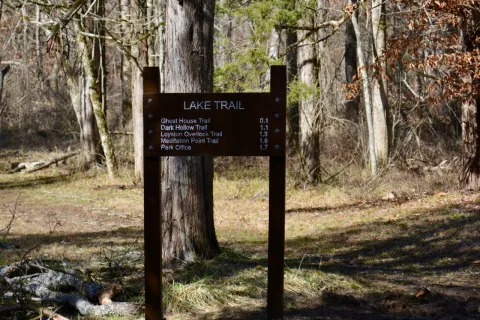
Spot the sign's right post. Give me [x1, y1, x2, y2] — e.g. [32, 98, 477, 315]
[267, 65, 287, 320]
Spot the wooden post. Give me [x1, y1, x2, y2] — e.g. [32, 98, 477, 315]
[143, 67, 162, 320]
[267, 65, 286, 320]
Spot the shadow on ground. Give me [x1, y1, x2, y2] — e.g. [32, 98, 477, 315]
[208, 290, 480, 319]
[2, 195, 479, 319]
[185, 200, 480, 319]
[0, 173, 74, 189]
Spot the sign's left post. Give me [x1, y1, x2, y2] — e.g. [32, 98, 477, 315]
[143, 67, 163, 320]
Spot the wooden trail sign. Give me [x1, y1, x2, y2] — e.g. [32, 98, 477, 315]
[143, 66, 286, 320]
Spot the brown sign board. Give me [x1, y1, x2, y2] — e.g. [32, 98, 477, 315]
[143, 65, 287, 320]
[144, 93, 286, 157]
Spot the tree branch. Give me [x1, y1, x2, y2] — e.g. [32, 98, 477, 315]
[46, 0, 89, 48]
[277, 15, 347, 33]
[1, 262, 137, 316]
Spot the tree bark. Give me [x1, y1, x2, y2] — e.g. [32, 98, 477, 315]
[371, 0, 389, 164]
[132, 65, 144, 183]
[65, 63, 98, 166]
[349, 0, 376, 175]
[119, 0, 132, 130]
[157, 0, 165, 90]
[162, 0, 218, 266]
[131, 0, 147, 184]
[131, 44, 144, 183]
[297, 22, 320, 183]
[0, 65, 10, 113]
[93, 0, 107, 115]
[21, 7, 29, 89]
[460, 8, 480, 190]
[35, 5, 44, 88]
[462, 98, 480, 189]
[147, 0, 156, 66]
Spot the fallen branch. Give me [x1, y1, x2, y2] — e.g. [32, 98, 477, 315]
[10, 151, 79, 174]
[0, 262, 136, 316]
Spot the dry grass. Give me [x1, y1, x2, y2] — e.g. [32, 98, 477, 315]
[0, 151, 479, 319]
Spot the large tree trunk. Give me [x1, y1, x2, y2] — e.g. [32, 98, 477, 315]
[349, 0, 376, 175]
[371, 0, 389, 164]
[297, 22, 320, 184]
[162, 0, 218, 266]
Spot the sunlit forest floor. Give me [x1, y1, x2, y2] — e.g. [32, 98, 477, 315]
[0, 150, 479, 319]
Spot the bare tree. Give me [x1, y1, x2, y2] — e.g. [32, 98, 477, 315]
[371, 0, 389, 164]
[297, 8, 320, 183]
[349, 0, 377, 175]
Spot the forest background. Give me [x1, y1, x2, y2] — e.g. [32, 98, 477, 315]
[0, 0, 479, 319]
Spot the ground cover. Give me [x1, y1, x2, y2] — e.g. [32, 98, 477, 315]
[0, 151, 478, 319]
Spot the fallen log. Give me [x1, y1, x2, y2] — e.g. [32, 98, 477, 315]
[10, 151, 80, 174]
[0, 262, 137, 316]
